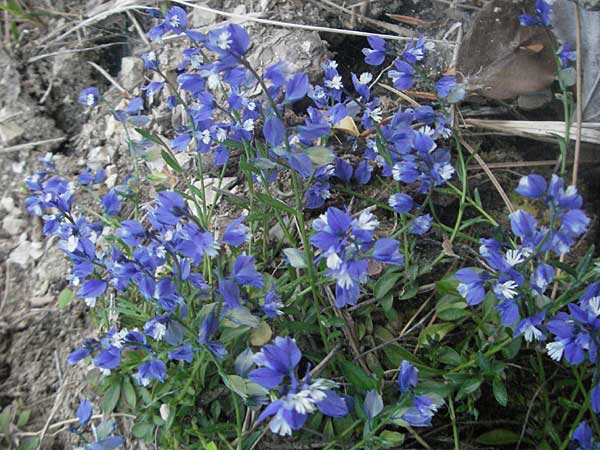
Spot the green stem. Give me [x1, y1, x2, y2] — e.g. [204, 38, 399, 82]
[448, 396, 460, 450]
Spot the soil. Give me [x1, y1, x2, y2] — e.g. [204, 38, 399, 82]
[0, 0, 597, 449]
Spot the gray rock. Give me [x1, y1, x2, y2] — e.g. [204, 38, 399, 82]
[119, 56, 144, 91]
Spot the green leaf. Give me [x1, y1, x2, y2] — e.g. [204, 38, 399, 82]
[250, 321, 272, 346]
[224, 375, 248, 400]
[558, 67, 576, 87]
[57, 288, 75, 309]
[374, 270, 403, 300]
[206, 443, 218, 450]
[418, 323, 455, 347]
[457, 378, 482, 400]
[476, 429, 520, 446]
[255, 193, 295, 215]
[576, 245, 595, 280]
[223, 307, 259, 328]
[283, 248, 307, 269]
[135, 128, 165, 147]
[161, 149, 183, 173]
[18, 437, 40, 450]
[493, 380, 508, 407]
[132, 422, 155, 439]
[340, 361, 378, 391]
[252, 157, 277, 170]
[0, 407, 11, 435]
[305, 146, 336, 166]
[501, 337, 522, 360]
[17, 409, 31, 428]
[438, 347, 462, 366]
[379, 430, 405, 445]
[147, 172, 169, 184]
[103, 381, 121, 414]
[122, 376, 137, 408]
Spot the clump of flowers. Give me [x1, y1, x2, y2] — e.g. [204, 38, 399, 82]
[20, 3, 600, 448]
[248, 337, 348, 435]
[392, 361, 442, 427]
[310, 207, 404, 307]
[455, 174, 590, 337]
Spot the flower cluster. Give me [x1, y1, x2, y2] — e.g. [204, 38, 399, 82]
[520, 0, 553, 27]
[26, 158, 276, 385]
[456, 174, 590, 337]
[248, 337, 348, 436]
[310, 207, 404, 307]
[392, 361, 441, 427]
[545, 282, 600, 419]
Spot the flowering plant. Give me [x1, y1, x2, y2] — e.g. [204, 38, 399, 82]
[21, 2, 600, 449]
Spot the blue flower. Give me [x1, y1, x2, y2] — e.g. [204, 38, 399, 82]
[265, 62, 287, 88]
[206, 24, 250, 59]
[249, 336, 301, 389]
[364, 390, 383, 420]
[520, 0, 552, 27]
[372, 239, 404, 266]
[304, 182, 330, 209]
[141, 51, 159, 70]
[164, 6, 187, 34]
[351, 72, 372, 101]
[223, 216, 250, 247]
[152, 191, 188, 226]
[389, 60, 414, 90]
[592, 383, 600, 414]
[362, 36, 387, 66]
[263, 286, 284, 318]
[175, 223, 220, 264]
[515, 174, 547, 198]
[232, 254, 264, 288]
[77, 279, 107, 307]
[436, 76, 456, 99]
[198, 311, 227, 360]
[263, 115, 285, 147]
[334, 158, 353, 183]
[400, 395, 439, 427]
[251, 338, 348, 436]
[135, 359, 167, 386]
[409, 214, 432, 236]
[67, 338, 99, 365]
[532, 263, 554, 293]
[557, 41, 576, 68]
[79, 87, 100, 107]
[102, 190, 120, 216]
[573, 421, 595, 450]
[402, 35, 426, 64]
[354, 161, 372, 185]
[168, 343, 194, 363]
[85, 436, 124, 450]
[116, 220, 146, 247]
[398, 360, 418, 393]
[77, 399, 93, 427]
[94, 346, 121, 371]
[515, 310, 546, 342]
[285, 72, 309, 103]
[388, 193, 414, 214]
[456, 269, 487, 306]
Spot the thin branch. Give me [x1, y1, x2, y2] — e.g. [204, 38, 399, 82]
[0, 137, 66, 153]
[459, 137, 515, 214]
[87, 61, 129, 96]
[572, 2, 583, 186]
